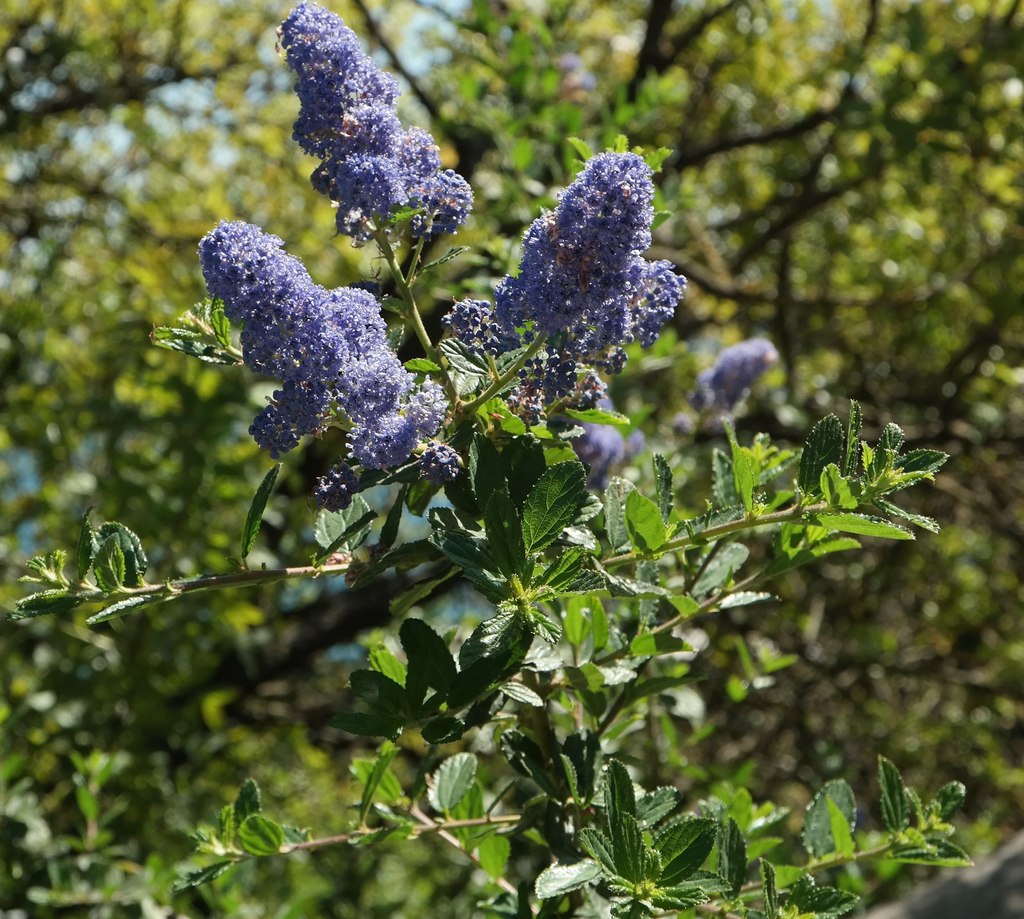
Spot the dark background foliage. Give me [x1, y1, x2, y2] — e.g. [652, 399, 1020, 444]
[1, 0, 1021, 914]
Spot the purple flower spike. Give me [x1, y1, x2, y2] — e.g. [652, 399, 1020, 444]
[690, 338, 779, 414]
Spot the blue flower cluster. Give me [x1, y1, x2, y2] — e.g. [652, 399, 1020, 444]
[279, 2, 472, 242]
[419, 442, 461, 485]
[445, 153, 684, 420]
[199, 221, 444, 465]
[313, 463, 360, 511]
[690, 338, 779, 415]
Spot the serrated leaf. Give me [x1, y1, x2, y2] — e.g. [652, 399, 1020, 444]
[725, 425, 757, 514]
[802, 780, 856, 859]
[812, 513, 913, 540]
[331, 712, 404, 739]
[636, 787, 682, 828]
[877, 423, 904, 455]
[501, 731, 560, 797]
[439, 338, 490, 395]
[786, 874, 859, 918]
[358, 741, 398, 825]
[604, 477, 635, 550]
[843, 401, 862, 476]
[86, 593, 166, 624]
[238, 814, 284, 856]
[535, 860, 602, 899]
[389, 566, 459, 617]
[826, 797, 856, 858]
[349, 669, 408, 718]
[522, 462, 588, 553]
[314, 495, 374, 554]
[430, 753, 477, 813]
[762, 859, 778, 918]
[151, 328, 240, 365]
[692, 544, 749, 597]
[657, 817, 717, 884]
[934, 781, 966, 820]
[717, 817, 747, 896]
[401, 618, 457, 710]
[610, 811, 646, 883]
[76, 513, 98, 582]
[579, 828, 618, 875]
[819, 464, 861, 510]
[501, 681, 543, 707]
[878, 757, 909, 832]
[93, 537, 126, 591]
[563, 407, 632, 432]
[458, 606, 530, 671]
[624, 490, 667, 553]
[234, 779, 261, 822]
[896, 449, 948, 476]
[652, 453, 673, 522]
[8, 590, 83, 621]
[172, 861, 234, 891]
[421, 245, 471, 272]
[798, 414, 844, 496]
[629, 632, 692, 657]
[873, 498, 940, 533]
[887, 839, 971, 866]
[421, 716, 466, 744]
[483, 487, 527, 579]
[477, 833, 511, 879]
[96, 522, 147, 587]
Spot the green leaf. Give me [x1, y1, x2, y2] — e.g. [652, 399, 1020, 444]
[238, 814, 284, 856]
[896, 449, 948, 476]
[887, 839, 971, 866]
[604, 759, 637, 818]
[502, 434, 548, 506]
[314, 496, 375, 557]
[579, 828, 618, 876]
[563, 407, 632, 432]
[349, 669, 409, 718]
[653, 454, 673, 523]
[501, 731, 560, 797]
[819, 464, 861, 510]
[521, 462, 588, 553]
[378, 484, 409, 550]
[811, 513, 913, 540]
[421, 716, 465, 744]
[843, 401, 862, 476]
[458, 606, 530, 671]
[151, 327, 240, 364]
[359, 741, 398, 825]
[234, 779, 261, 822]
[625, 490, 667, 552]
[537, 546, 587, 591]
[172, 861, 234, 891]
[630, 632, 692, 657]
[934, 781, 967, 820]
[636, 786, 682, 828]
[369, 645, 407, 687]
[657, 817, 717, 884]
[430, 753, 478, 812]
[802, 779, 856, 859]
[501, 681, 543, 707]
[76, 513, 98, 582]
[86, 593, 166, 624]
[692, 544, 749, 597]
[96, 522, 147, 587]
[8, 589, 83, 621]
[786, 874, 859, 918]
[93, 537, 126, 591]
[439, 338, 490, 395]
[331, 712, 404, 739]
[477, 833, 511, 879]
[421, 245, 471, 272]
[826, 797, 856, 858]
[878, 757, 910, 832]
[404, 357, 441, 373]
[535, 860, 602, 899]
[389, 566, 460, 616]
[604, 477, 635, 550]
[798, 414, 844, 496]
[483, 487, 527, 579]
[725, 424, 757, 514]
[241, 464, 280, 559]
[877, 422, 904, 455]
[762, 859, 779, 919]
[717, 817, 747, 896]
[873, 498, 940, 533]
[609, 811, 646, 883]
[401, 618, 457, 710]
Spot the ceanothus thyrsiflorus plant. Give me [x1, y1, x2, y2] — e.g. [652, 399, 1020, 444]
[9, 3, 970, 916]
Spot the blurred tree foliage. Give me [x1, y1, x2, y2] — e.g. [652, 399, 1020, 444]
[1, 0, 1021, 914]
